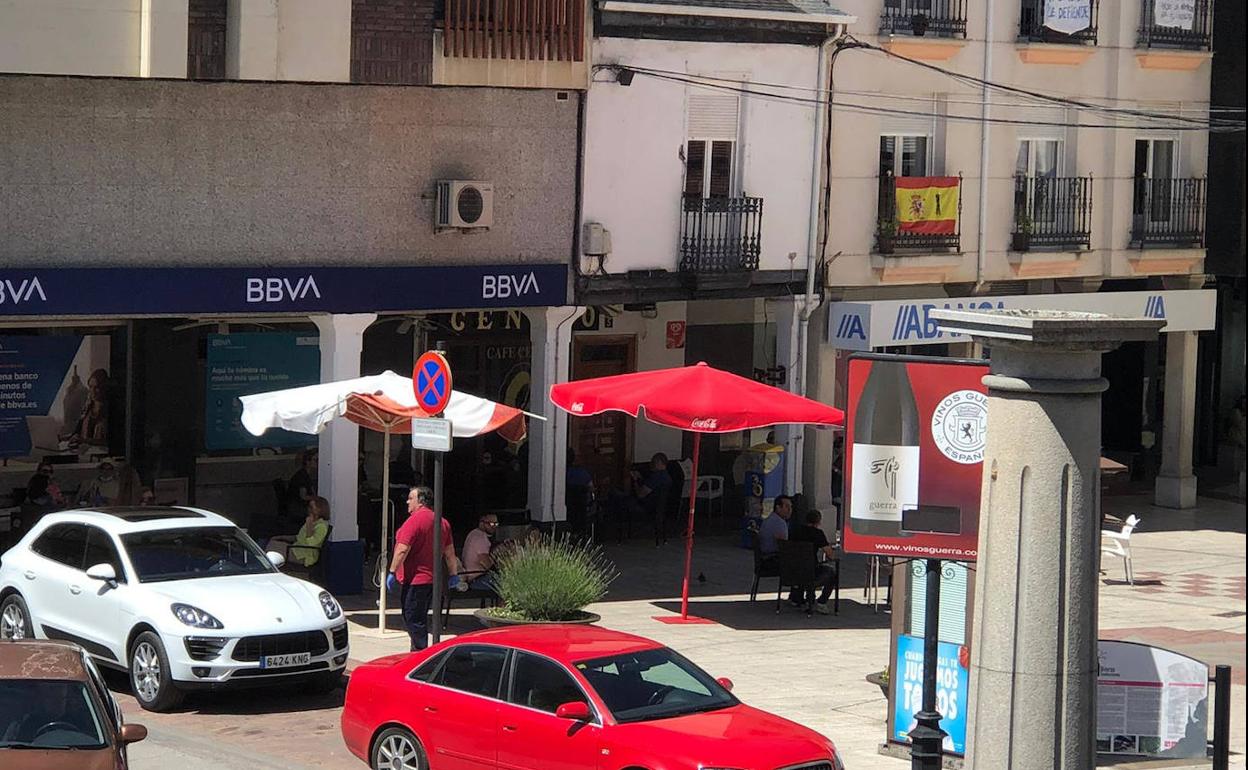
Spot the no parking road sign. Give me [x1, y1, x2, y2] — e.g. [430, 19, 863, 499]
[413, 351, 453, 416]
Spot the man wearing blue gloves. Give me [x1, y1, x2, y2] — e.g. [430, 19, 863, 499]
[387, 486, 460, 651]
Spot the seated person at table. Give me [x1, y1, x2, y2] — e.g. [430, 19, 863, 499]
[619, 453, 672, 546]
[790, 509, 838, 614]
[758, 495, 793, 556]
[268, 497, 331, 567]
[461, 513, 501, 591]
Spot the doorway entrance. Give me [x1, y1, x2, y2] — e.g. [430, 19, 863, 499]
[570, 336, 636, 495]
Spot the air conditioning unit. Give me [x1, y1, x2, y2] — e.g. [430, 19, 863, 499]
[436, 180, 494, 230]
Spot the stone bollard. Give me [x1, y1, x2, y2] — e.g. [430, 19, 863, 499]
[931, 309, 1163, 770]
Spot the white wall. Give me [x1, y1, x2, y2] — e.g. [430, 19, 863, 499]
[227, 0, 351, 82]
[0, 0, 146, 77]
[583, 38, 820, 275]
[823, 0, 1212, 289]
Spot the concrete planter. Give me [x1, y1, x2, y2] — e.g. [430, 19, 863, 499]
[865, 671, 889, 698]
[474, 608, 601, 628]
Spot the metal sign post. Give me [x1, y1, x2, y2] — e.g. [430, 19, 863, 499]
[412, 351, 453, 646]
[909, 558, 947, 770]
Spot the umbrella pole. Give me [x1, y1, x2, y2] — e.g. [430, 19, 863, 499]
[379, 424, 392, 635]
[432, 451, 445, 644]
[680, 432, 701, 620]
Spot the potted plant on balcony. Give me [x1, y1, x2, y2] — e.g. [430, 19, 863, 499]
[877, 216, 900, 255]
[475, 534, 617, 627]
[1012, 213, 1033, 252]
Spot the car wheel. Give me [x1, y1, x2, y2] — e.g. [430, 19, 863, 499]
[371, 726, 427, 770]
[0, 594, 34, 640]
[129, 631, 183, 712]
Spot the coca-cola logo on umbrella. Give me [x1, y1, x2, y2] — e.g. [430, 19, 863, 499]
[690, 418, 718, 430]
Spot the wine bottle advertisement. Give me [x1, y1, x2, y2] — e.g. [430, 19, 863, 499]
[841, 354, 988, 560]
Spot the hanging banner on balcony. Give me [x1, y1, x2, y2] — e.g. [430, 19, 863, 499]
[895, 177, 960, 235]
[1043, 0, 1092, 34]
[1154, 0, 1195, 30]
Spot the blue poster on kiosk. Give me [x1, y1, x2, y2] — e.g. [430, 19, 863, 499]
[205, 333, 320, 450]
[892, 633, 970, 755]
[0, 335, 113, 459]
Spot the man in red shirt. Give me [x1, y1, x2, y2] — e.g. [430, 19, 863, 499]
[387, 486, 460, 650]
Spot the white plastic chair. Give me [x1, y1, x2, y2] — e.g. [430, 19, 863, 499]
[1101, 514, 1140, 585]
[677, 459, 725, 523]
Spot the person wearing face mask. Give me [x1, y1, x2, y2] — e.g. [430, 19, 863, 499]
[81, 462, 120, 506]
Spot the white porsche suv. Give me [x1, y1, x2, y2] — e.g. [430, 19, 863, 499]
[0, 507, 348, 711]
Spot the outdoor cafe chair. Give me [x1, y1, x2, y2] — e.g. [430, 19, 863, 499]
[1101, 514, 1141, 585]
[776, 540, 818, 616]
[749, 529, 780, 602]
[284, 524, 334, 587]
[442, 570, 499, 626]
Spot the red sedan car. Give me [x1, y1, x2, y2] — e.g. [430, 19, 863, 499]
[342, 625, 845, 770]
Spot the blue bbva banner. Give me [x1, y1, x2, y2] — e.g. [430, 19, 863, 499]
[892, 634, 970, 755]
[0, 264, 567, 317]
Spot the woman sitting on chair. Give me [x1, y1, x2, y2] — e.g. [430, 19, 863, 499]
[269, 496, 331, 568]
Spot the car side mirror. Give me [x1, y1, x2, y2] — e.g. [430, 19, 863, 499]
[555, 701, 592, 721]
[716, 677, 734, 692]
[86, 563, 117, 583]
[267, 551, 286, 568]
[120, 723, 147, 744]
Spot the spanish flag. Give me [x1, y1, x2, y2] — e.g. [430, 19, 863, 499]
[895, 177, 959, 235]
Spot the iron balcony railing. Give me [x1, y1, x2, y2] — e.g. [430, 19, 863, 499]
[1018, 0, 1099, 44]
[679, 195, 763, 273]
[879, 0, 968, 38]
[1012, 175, 1093, 252]
[443, 0, 585, 61]
[1137, 0, 1212, 50]
[876, 173, 963, 253]
[1132, 177, 1206, 248]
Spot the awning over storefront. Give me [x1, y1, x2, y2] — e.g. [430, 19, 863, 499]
[826, 289, 1216, 350]
[0, 264, 568, 319]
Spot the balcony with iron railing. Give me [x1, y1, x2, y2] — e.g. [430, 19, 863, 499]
[1131, 177, 1206, 248]
[1137, 0, 1212, 50]
[879, 0, 968, 39]
[678, 195, 763, 274]
[875, 173, 962, 254]
[1011, 175, 1093, 252]
[442, 0, 584, 61]
[1018, 0, 1099, 45]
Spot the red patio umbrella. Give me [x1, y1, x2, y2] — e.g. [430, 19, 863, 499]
[550, 362, 844, 622]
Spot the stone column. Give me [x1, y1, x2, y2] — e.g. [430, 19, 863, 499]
[1155, 330, 1199, 508]
[311, 313, 376, 543]
[932, 309, 1162, 770]
[525, 307, 585, 524]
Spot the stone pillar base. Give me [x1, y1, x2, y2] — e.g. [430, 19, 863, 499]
[1155, 473, 1198, 509]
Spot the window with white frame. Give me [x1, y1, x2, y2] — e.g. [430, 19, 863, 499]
[1134, 138, 1177, 222]
[879, 135, 931, 179]
[684, 87, 740, 204]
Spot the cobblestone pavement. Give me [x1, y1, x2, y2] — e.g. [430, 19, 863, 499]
[120, 493, 1243, 769]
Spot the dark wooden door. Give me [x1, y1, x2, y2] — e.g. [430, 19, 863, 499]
[570, 337, 635, 496]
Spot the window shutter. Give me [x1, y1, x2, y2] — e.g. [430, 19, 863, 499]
[687, 90, 740, 141]
[908, 561, 969, 645]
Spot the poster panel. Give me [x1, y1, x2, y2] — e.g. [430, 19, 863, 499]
[891, 634, 970, 755]
[205, 333, 320, 450]
[0, 335, 112, 458]
[1044, 0, 1093, 34]
[1097, 640, 1210, 759]
[842, 355, 988, 560]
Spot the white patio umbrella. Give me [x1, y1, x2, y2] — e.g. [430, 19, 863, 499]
[239, 370, 532, 640]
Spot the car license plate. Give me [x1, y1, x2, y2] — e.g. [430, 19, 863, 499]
[260, 652, 311, 669]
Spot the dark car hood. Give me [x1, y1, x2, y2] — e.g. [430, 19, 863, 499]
[607, 703, 835, 769]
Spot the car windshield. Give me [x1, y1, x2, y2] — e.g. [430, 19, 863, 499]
[0, 680, 108, 750]
[575, 647, 737, 724]
[120, 526, 274, 583]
